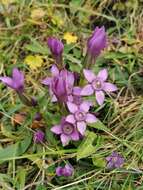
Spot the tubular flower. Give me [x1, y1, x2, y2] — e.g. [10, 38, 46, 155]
[81, 69, 117, 105]
[106, 152, 124, 169]
[51, 117, 80, 146]
[47, 37, 64, 64]
[56, 164, 74, 177]
[0, 68, 24, 93]
[34, 130, 44, 143]
[65, 101, 97, 135]
[42, 65, 75, 103]
[87, 26, 107, 58]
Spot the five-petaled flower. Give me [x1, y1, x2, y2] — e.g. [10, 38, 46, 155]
[81, 69, 117, 105]
[106, 152, 124, 169]
[56, 163, 74, 177]
[65, 101, 97, 135]
[0, 68, 24, 93]
[51, 117, 80, 146]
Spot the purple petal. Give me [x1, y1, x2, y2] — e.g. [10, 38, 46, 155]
[67, 95, 74, 102]
[51, 125, 62, 134]
[97, 69, 108, 81]
[86, 113, 97, 123]
[0, 77, 14, 88]
[51, 65, 59, 76]
[66, 114, 75, 124]
[83, 69, 96, 82]
[95, 91, 105, 105]
[67, 72, 75, 87]
[63, 164, 74, 176]
[67, 102, 78, 113]
[41, 77, 52, 86]
[51, 94, 57, 102]
[105, 156, 112, 162]
[77, 121, 86, 135]
[70, 130, 80, 141]
[12, 68, 24, 84]
[103, 82, 117, 92]
[73, 87, 81, 96]
[56, 167, 63, 176]
[80, 101, 91, 112]
[107, 162, 114, 169]
[60, 134, 70, 146]
[81, 85, 94, 96]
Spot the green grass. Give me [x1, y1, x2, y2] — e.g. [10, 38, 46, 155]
[0, 0, 143, 189]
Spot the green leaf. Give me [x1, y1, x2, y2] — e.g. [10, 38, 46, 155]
[77, 131, 97, 160]
[36, 185, 47, 190]
[25, 38, 49, 55]
[89, 120, 110, 132]
[0, 133, 32, 163]
[92, 155, 106, 168]
[15, 168, 26, 189]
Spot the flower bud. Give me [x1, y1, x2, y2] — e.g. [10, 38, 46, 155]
[87, 26, 107, 58]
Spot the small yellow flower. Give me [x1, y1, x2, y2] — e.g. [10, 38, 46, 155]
[24, 55, 43, 70]
[63, 32, 78, 44]
[31, 8, 45, 21]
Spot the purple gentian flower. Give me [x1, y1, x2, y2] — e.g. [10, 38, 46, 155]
[56, 164, 74, 177]
[65, 101, 97, 135]
[106, 152, 124, 169]
[0, 68, 24, 93]
[47, 37, 64, 64]
[42, 65, 75, 103]
[87, 26, 107, 57]
[81, 69, 117, 105]
[51, 117, 80, 146]
[34, 130, 44, 143]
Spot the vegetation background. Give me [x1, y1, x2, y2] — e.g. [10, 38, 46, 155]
[0, 0, 143, 189]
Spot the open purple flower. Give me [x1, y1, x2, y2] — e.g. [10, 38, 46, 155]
[87, 26, 107, 58]
[47, 37, 64, 65]
[51, 117, 80, 146]
[106, 152, 124, 169]
[0, 68, 24, 93]
[81, 69, 117, 105]
[65, 101, 97, 135]
[42, 65, 75, 103]
[56, 163, 74, 177]
[34, 130, 45, 143]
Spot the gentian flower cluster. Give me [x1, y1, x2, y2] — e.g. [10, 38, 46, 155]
[0, 26, 122, 177]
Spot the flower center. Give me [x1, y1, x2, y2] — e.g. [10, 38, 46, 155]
[112, 157, 118, 163]
[75, 111, 86, 121]
[92, 78, 102, 90]
[62, 123, 74, 135]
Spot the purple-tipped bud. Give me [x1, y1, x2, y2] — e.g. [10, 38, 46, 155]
[34, 130, 44, 143]
[0, 68, 24, 93]
[47, 37, 63, 56]
[34, 112, 42, 121]
[56, 164, 74, 177]
[87, 26, 107, 57]
[51, 75, 68, 102]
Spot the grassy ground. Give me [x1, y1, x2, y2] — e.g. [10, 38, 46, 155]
[0, 0, 143, 189]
